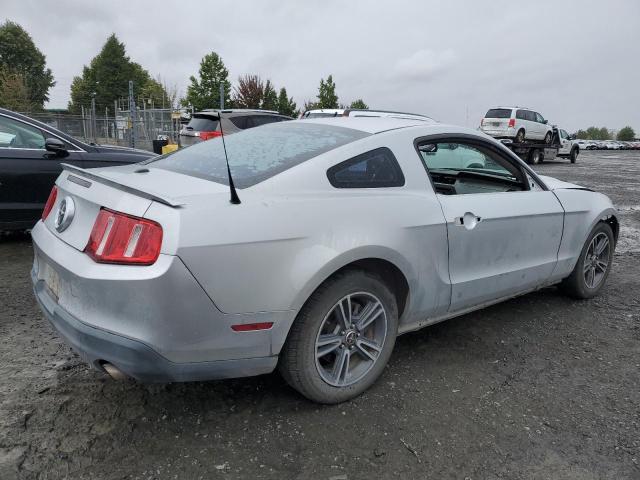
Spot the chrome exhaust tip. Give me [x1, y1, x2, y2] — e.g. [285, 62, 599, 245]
[102, 362, 128, 381]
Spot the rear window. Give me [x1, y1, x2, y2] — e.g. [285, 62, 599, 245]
[186, 115, 219, 132]
[150, 122, 369, 188]
[485, 109, 512, 119]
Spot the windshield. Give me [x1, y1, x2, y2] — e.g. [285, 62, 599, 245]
[150, 122, 369, 188]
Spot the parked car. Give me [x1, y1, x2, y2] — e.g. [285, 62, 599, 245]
[576, 140, 596, 151]
[179, 109, 292, 147]
[480, 107, 554, 144]
[32, 118, 618, 403]
[557, 129, 580, 163]
[0, 108, 154, 232]
[301, 108, 434, 122]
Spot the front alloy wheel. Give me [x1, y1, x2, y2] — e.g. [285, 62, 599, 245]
[560, 222, 614, 299]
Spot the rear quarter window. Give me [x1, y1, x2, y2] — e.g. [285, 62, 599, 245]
[327, 147, 405, 188]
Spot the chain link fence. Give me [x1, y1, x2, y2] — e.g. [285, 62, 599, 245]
[23, 107, 184, 153]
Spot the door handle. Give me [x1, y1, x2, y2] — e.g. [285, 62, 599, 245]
[455, 212, 482, 230]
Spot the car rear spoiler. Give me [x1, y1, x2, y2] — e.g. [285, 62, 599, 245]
[60, 163, 183, 208]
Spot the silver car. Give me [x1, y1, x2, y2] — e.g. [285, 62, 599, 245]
[31, 118, 618, 403]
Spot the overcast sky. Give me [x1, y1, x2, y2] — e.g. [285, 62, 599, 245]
[4, 0, 639, 132]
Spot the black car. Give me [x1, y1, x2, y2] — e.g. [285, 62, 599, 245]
[0, 108, 154, 231]
[179, 109, 292, 147]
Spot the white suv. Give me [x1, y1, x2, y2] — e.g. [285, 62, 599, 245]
[480, 107, 554, 144]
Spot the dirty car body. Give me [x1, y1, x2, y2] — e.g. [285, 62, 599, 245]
[30, 118, 618, 402]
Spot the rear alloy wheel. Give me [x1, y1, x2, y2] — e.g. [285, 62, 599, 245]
[280, 270, 398, 403]
[544, 131, 553, 144]
[560, 222, 614, 299]
[515, 129, 525, 143]
[570, 147, 578, 163]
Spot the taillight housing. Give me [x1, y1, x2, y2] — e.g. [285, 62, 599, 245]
[84, 208, 163, 265]
[200, 130, 222, 141]
[42, 186, 58, 220]
[508, 118, 516, 128]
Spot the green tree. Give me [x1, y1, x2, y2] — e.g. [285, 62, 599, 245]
[277, 87, 297, 117]
[617, 126, 635, 141]
[184, 52, 231, 111]
[317, 75, 339, 108]
[0, 21, 55, 109]
[349, 99, 368, 109]
[574, 129, 588, 139]
[261, 80, 278, 111]
[0, 68, 36, 111]
[140, 76, 173, 108]
[68, 34, 161, 113]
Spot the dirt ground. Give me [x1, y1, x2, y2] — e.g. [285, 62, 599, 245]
[1, 150, 639, 480]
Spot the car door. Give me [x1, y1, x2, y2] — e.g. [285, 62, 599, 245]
[416, 137, 564, 311]
[534, 112, 548, 139]
[558, 130, 571, 154]
[0, 114, 84, 229]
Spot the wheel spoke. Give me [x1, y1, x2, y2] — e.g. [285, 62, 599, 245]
[316, 335, 342, 358]
[331, 347, 350, 384]
[595, 236, 609, 255]
[596, 260, 608, 273]
[356, 301, 383, 331]
[586, 267, 595, 288]
[355, 337, 382, 362]
[337, 296, 352, 330]
[583, 261, 592, 274]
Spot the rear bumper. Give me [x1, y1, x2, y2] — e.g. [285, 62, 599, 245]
[32, 270, 278, 382]
[480, 126, 515, 138]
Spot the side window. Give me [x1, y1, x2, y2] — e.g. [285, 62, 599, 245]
[535, 112, 545, 123]
[525, 111, 535, 122]
[560, 130, 568, 139]
[327, 147, 404, 188]
[516, 110, 526, 120]
[0, 115, 46, 149]
[417, 141, 527, 195]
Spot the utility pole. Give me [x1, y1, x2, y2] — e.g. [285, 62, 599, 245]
[219, 84, 224, 110]
[91, 95, 97, 143]
[129, 80, 136, 148]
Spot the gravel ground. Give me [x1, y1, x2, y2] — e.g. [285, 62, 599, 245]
[1, 150, 639, 480]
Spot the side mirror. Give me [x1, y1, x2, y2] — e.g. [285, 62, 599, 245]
[45, 137, 68, 156]
[568, 135, 575, 140]
[419, 143, 438, 154]
[543, 119, 548, 124]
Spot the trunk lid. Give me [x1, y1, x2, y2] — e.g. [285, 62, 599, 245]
[45, 163, 230, 252]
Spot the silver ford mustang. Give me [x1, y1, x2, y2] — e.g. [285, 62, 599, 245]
[31, 118, 618, 403]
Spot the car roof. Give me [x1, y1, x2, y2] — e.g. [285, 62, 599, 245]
[491, 106, 535, 111]
[297, 116, 447, 134]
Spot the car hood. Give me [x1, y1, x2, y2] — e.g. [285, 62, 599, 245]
[537, 175, 592, 191]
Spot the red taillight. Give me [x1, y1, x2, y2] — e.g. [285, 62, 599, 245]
[200, 130, 223, 141]
[84, 208, 163, 265]
[42, 186, 58, 220]
[231, 322, 274, 332]
[508, 118, 516, 128]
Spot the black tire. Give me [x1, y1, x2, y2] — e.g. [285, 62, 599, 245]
[529, 149, 543, 165]
[570, 147, 578, 163]
[515, 129, 525, 143]
[279, 269, 398, 404]
[560, 222, 614, 299]
[544, 131, 553, 144]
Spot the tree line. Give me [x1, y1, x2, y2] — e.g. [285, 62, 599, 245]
[0, 21, 368, 118]
[574, 126, 636, 142]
